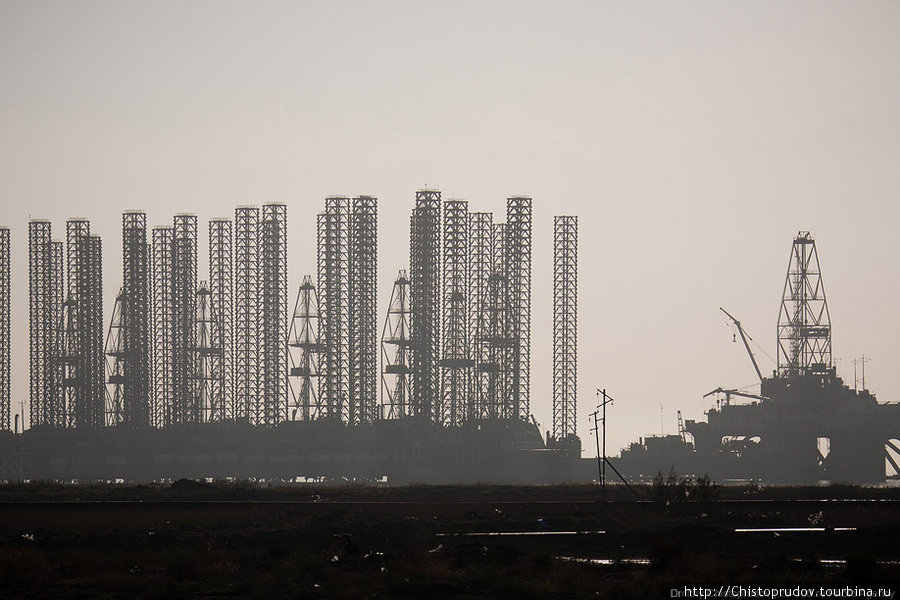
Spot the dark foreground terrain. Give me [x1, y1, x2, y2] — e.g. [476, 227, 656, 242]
[1, 480, 899, 599]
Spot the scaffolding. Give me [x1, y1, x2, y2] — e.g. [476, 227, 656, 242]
[778, 231, 832, 378]
[195, 282, 223, 423]
[28, 221, 52, 427]
[209, 219, 233, 421]
[381, 270, 412, 420]
[505, 197, 532, 421]
[410, 190, 441, 422]
[288, 276, 323, 421]
[349, 196, 378, 425]
[318, 197, 350, 422]
[150, 226, 174, 427]
[440, 199, 472, 426]
[121, 211, 149, 426]
[552, 216, 577, 441]
[468, 212, 493, 420]
[260, 203, 288, 426]
[0, 228, 9, 431]
[475, 270, 514, 420]
[171, 215, 198, 424]
[234, 207, 260, 424]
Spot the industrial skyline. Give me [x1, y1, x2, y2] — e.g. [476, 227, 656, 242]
[1, 2, 898, 454]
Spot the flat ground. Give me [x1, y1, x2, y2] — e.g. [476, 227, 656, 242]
[0, 481, 898, 599]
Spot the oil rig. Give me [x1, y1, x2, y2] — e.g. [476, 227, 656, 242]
[615, 232, 900, 484]
[0, 193, 585, 482]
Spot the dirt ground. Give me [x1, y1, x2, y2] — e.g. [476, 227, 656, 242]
[0, 481, 898, 599]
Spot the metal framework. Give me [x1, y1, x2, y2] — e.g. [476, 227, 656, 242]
[234, 206, 260, 424]
[104, 288, 126, 426]
[121, 211, 149, 426]
[68, 231, 104, 429]
[195, 282, 222, 423]
[505, 197, 532, 421]
[28, 221, 52, 427]
[171, 215, 198, 424]
[0, 228, 9, 431]
[288, 276, 323, 421]
[318, 197, 349, 422]
[48, 240, 64, 426]
[475, 270, 514, 419]
[381, 270, 412, 419]
[552, 216, 577, 440]
[777, 231, 832, 378]
[260, 203, 288, 426]
[440, 199, 472, 426]
[468, 212, 494, 420]
[349, 196, 378, 425]
[409, 190, 441, 422]
[209, 219, 233, 421]
[150, 226, 174, 427]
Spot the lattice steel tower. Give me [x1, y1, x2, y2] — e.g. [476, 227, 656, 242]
[0, 228, 9, 431]
[381, 270, 412, 420]
[552, 216, 577, 441]
[468, 212, 494, 420]
[505, 197, 532, 421]
[475, 270, 514, 419]
[234, 207, 260, 424]
[28, 221, 53, 427]
[195, 282, 222, 423]
[318, 197, 349, 422]
[349, 196, 378, 425]
[440, 199, 472, 426]
[409, 190, 441, 422]
[209, 219, 233, 421]
[288, 276, 323, 421]
[777, 231, 832, 378]
[150, 226, 174, 427]
[171, 215, 198, 424]
[259, 203, 288, 426]
[120, 211, 150, 426]
[105, 288, 126, 426]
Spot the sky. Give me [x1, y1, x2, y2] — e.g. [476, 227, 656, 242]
[1, 1, 898, 456]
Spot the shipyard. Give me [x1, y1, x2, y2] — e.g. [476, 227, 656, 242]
[0, 196, 897, 485]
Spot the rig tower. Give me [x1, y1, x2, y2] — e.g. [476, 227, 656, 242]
[28, 221, 53, 427]
[171, 215, 198, 424]
[120, 211, 150, 426]
[260, 203, 288, 426]
[234, 207, 260, 424]
[318, 197, 350, 421]
[288, 276, 323, 421]
[409, 190, 441, 422]
[777, 231, 832, 378]
[349, 196, 378, 424]
[381, 270, 412, 420]
[552, 216, 578, 441]
[467, 212, 494, 420]
[505, 197, 532, 421]
[0, 228, 9, 431]
[440, 199, 472, 426]
[209, 218, 234, 421]
[150, 226, 174, 427]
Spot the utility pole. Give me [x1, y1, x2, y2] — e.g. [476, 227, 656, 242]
[590, 409, 601, 484]
[596, 388, 614, 488]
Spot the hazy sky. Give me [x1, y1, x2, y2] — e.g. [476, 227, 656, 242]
[1, 1, 898, 455]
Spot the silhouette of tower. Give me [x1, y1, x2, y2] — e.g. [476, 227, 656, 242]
[552, 216, 577, 441]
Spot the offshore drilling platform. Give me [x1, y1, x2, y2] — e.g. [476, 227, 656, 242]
[0, 192, 585, 482]
[615, 232, 900, 484]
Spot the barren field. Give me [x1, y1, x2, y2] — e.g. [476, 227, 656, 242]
[1, 481, 898, 599]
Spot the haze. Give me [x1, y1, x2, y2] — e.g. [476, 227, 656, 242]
[1, 1, 898, 455]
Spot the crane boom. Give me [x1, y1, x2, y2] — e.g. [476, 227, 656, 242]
[720, 307, 763, 383]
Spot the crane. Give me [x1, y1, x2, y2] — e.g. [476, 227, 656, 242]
[703, 387, 768, 407]
[720, 307, 763, 383]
